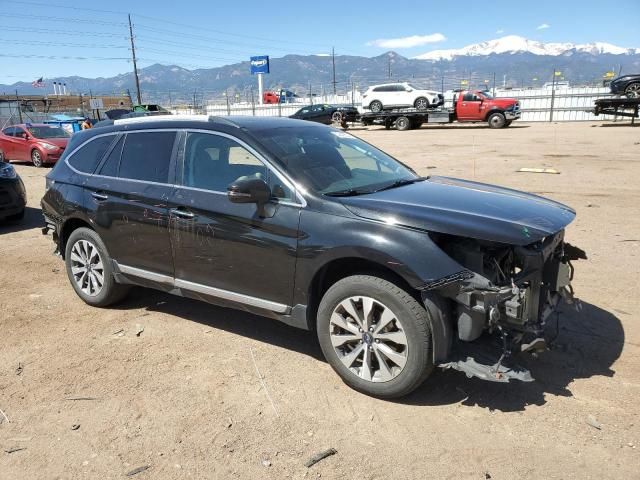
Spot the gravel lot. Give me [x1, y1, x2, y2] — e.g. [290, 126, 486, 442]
[1, 121, 639, 479]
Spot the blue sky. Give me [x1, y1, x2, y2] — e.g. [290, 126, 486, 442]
[1, 0, 638, 85]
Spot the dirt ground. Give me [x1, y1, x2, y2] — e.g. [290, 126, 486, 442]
[1, 121, 639, 480]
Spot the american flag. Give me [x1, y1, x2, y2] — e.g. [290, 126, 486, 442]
[31, 77, 45, 88]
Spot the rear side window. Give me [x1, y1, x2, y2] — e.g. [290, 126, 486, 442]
[119, 131, 175, 183]
[69, 135, 115, 174]
[2, 127, 15, 136]
[98, 135, 124, 177]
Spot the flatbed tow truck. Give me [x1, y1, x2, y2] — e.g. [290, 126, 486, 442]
[593, 97, 640, 124]
[358, 90, 521, 131]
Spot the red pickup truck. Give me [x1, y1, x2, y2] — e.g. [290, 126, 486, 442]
[360, 90, 521, 130]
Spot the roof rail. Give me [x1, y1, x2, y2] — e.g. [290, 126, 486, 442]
[113, 114, 212, 125]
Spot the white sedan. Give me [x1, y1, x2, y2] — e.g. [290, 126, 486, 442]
[361, 82, 444, 112]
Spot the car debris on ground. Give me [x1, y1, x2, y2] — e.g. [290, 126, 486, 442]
[305, 448, 337, 468]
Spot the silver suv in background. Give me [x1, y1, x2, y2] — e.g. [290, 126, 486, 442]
[362, 82, 444, 112]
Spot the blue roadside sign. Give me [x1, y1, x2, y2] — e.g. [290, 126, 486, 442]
[250, 56, 270, 75]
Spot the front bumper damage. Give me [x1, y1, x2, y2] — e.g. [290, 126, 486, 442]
[428, 230, 586, 382]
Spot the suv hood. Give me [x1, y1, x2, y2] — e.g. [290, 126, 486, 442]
[338, 176, 575, 246]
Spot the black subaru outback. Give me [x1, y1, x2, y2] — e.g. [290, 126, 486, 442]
[41, 115, 584, 398]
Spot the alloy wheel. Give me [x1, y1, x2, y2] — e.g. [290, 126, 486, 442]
[69, 239, 105, 297]
[415, 98, 428, 109]
[625, 83, 640, 98]
[31, 150, 42, 167]
[329, 296, 408, 383]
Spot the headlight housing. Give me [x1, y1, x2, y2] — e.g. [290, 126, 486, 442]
[0, 162, 17, 179]
[40, 142, 58, 151]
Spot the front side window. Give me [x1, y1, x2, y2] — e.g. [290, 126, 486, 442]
[252, 125, 416, 195]
[69, 135, 115, 174]
[119, 131, 175, 183]
[183, 132, 294, 200]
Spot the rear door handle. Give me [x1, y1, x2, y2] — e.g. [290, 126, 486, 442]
[91, 192, 108, 201]
[170, 208, 195, 220]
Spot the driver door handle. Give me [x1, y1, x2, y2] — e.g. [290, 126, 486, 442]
[170, 208, 195, 220]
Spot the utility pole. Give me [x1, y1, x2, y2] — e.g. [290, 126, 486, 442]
[388, 55, 392, 79]
[15, 89, 23, 123]
[549, 68, 557, 122]
[331, 47, 337, 95]
[128, 14, 142, 105]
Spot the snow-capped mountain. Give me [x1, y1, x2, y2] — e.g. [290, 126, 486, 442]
[415, 35, 638, 61]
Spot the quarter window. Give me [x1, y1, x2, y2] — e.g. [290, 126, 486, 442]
[119, 131, 175, 183]
[98, 135, 124, 177]
[183, 132, 293, 200]
[68, 135, 115, 174]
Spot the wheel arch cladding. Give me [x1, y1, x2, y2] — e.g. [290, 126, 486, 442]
[60, 217, 94, 258]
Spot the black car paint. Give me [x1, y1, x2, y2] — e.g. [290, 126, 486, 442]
[0, 164, 27, 220]
[609, 74, 640, 95]
[290, 105, 359, 124]
[42, 117, 577, 367]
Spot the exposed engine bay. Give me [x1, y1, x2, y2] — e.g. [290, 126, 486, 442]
[428, 230, 587, 382]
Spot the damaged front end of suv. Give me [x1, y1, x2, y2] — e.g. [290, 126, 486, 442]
[428, 230, 587, 382]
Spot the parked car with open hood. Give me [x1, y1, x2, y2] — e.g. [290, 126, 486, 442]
[41, 115, 584, 398]
[0, 123, 70, 167]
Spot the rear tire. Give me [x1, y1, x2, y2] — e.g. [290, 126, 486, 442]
[395, 116, 411, 131]
[369, 101, 383, 113]
[487, 112, 506, 129]
[65, 227, 130, 307]
[317, 275, 434, 398]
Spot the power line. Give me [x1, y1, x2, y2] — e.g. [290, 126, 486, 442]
[2, 11, 127, 26]
[0, 53, 130, 61]
[2, 26, 125, 37]
[0, 38, 128, 49]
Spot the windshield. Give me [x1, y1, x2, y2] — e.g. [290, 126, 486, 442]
[27, 126, 70, 139]
[251, 125, 417, 195]
[479, 91, 494, 99]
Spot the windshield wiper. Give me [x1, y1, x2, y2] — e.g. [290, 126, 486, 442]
[324, 188, 373, 197]
[373, 176, 429, 192]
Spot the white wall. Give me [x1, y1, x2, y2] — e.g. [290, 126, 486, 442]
[206, 86, 627, 122]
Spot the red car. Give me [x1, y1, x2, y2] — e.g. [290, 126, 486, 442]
[0, 124, 70, 167]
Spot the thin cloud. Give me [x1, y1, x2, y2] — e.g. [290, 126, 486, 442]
[496, 29, 504, 34]
[367, 33, 446, 49]
[536, 23, 550, 30]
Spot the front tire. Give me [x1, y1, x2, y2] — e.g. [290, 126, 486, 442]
[487, 112, 506, 129]
[369, 100, 383, 113]
[625, 82, 640, 98]
[414, 97, 429, 110]
[65, 227, 130, 307]
[317, 275, 434, 398]
[31, 149, 43, 168]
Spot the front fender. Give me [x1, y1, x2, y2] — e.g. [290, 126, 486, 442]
[293, 210, 466, 305]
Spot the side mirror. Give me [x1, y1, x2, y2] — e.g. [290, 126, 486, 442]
[227, 177, 271, 206]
